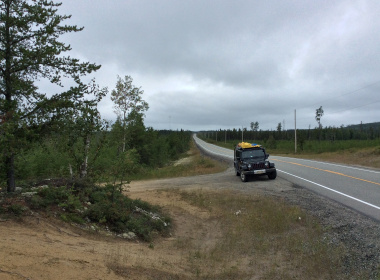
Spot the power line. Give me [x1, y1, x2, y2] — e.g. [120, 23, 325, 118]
[245, 80, 380, 130]
[301, 80, 380, 110]
[329, 99, 380, 114]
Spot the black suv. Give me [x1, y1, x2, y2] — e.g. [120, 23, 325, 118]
[234, 143, 277, 182]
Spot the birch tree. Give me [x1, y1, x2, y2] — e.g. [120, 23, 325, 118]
[111, 75, 148, 152]
[61, 80, 108, 178]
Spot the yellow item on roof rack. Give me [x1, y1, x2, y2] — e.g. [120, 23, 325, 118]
[237, 142, 262, 148]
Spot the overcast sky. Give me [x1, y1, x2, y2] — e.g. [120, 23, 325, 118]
[56, 0, 380, 131]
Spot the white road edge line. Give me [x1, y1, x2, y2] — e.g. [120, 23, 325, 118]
[278, 169, 380, 211]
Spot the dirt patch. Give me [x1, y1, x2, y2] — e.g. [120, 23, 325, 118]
[174, 156, 194, 166]
[1, 167, 380, 279]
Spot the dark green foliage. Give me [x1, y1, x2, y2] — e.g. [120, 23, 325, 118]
[15, 141, 72, 180]
[30, 186, 72, 209]
[0, 0, 102, 192]
[25, 182, 171, 241]
[85, 184, 171, 241]
[201, 122, 380, 144]
[266, 134, 277, 149]
[7, 204, 25, 216]
[6, 128, 192, 188]
[60, 213, 86, 224]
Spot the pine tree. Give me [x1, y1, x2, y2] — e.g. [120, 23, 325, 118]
[0, 0, 101, 191]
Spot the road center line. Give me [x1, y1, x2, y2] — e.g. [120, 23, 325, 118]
[278, 169, 380, 211]
[273, 159, 380, 187]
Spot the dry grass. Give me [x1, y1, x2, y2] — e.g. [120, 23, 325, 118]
[283, 146, 380, 169]
[168, 188, 346, 280]
[131, 141, 227, 180]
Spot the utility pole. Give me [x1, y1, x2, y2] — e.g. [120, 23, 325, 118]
[294, 109, 297, 153]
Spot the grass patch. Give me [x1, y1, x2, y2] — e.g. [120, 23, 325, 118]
[287, 146, 380, 169]
[170, 188, 353, 279]
[129, 141, 227, 181]
[205, 138, 380, 169]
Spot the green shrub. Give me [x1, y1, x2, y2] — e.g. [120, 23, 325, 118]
[58, 194, 82, 212]
[30, 195, 47, 209]
[84, 184, 171, 240]
[7, 204, 25, 216]
[60, 213, 85, 224]
[29, 184, 84, 213]
[37, 186, 70, 205]
[20, 181, 171, 242]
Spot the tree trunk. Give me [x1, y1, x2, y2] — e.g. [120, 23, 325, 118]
[122, 132, 126, 153]
[6, 153, 16, 192]
[4, 3, 15, 192]
[69, 163, 73, 179]
[80, 134, 91, 178]
[122, 111, 126, 153]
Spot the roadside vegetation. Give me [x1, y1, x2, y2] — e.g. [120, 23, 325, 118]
[0, 132, 227, 242]
[0, 178, 172, 241]
[128, 140, 227, 181]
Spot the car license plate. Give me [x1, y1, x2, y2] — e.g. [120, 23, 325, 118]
[254, 169, 265, 174]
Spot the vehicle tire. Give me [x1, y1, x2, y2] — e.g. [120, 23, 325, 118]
[240, 172, 248, 182]
[268, 170, 277, 180]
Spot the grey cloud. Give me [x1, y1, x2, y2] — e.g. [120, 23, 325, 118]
[57, 0, 380, 131]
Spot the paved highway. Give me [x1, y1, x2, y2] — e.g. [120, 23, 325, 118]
[193, 134, 380, 221]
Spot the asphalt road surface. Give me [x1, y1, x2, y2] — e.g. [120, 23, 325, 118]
[194, 134, 380, 221]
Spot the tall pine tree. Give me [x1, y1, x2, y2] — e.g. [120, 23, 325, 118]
[0, 0, 101, 191]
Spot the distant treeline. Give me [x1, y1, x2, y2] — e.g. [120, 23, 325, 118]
[200, 122, 380, 142]
[346, 121, 380, 131]
[198, 122, 380, 153]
